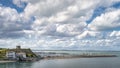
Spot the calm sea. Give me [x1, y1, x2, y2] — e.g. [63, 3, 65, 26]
[0, 51, 120, 68]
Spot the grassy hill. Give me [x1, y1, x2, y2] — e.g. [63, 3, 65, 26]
[0, 48, 7, 59]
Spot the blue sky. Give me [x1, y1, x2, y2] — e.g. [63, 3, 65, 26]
[0, 0, 120, 50]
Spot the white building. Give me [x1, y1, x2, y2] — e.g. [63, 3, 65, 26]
[17, 52, 27, 58]
[6, 51, 16, 59]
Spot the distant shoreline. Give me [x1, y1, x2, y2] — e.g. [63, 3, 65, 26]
[33, 50, 120, 52]
[42, 55, 117, 60]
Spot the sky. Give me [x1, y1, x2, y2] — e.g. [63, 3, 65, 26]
[0, 0, 120, 50]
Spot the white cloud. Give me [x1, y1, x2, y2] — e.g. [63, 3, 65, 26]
[56, 23, 86, 36]
[1, 0, 120, 50]
[76, 31, 103, 39]
[23, 0, 96, 38]
[109, 31, 120, 37]
[88, 9, 120, 31]
[0, 7, 20, 31]
[0, 6, 32, 38]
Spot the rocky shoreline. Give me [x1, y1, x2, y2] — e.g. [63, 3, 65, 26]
[0, 60, 16, 63]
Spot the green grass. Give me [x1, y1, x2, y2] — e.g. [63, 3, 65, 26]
[0, 49, 7, 59]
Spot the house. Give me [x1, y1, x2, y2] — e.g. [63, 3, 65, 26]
[17, 52, 27, 58]
[6, 51, 16, 59]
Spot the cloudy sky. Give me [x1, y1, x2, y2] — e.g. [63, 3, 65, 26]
[0, 0, 120, 50]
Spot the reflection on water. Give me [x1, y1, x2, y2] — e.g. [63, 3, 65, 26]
[0, 62, 33, 68]
[0, 57, 120, 68]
